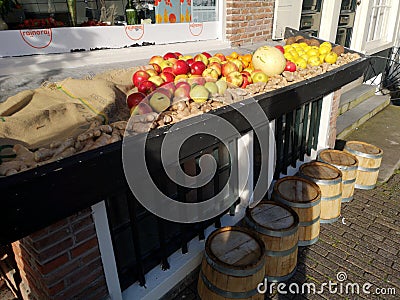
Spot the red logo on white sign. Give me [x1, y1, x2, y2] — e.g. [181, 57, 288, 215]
[20, 29, 53, 49]
[125, 25, 145, 41]
[189, 23, 203, 36]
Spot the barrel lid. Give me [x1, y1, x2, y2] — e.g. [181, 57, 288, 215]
[345, 141, 383, 156]
[300, 161, 341, 181]
[275, 176, 321, 203]
[319, 149, 358, 167]
[249, 201, 298, 230]
[206, 226, 264, 269]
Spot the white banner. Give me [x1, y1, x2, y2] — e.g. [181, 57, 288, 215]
[0, 22, 219, 57]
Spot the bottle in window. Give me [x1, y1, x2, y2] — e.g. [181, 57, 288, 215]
[125, 0, 139, 25]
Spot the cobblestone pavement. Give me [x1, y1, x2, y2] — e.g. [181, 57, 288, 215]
[171, 170, 400, 300]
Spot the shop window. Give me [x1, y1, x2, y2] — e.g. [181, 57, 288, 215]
[366, 0, 391, 42]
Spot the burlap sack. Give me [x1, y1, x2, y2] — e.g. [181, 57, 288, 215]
[0, 66, 148, 149]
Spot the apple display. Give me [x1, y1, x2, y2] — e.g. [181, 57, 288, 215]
[208, 62, 222, 76]
[251, 71, 269, 83]
[226, 71, 244, 87]
[126, 92, 146, 109]
[163, 52, 178, 60]
[204, 82, 219, 96]
[160, 71, 175, 83]
[138, 80, 157, 94]
[202, 68, 219, 81]
[194, 53, 208, 66]
[148, 75, 165, 86]
[149, 55, 164, 65]
[190, 61, 207, 76]
[131, 102, 153, 115]
[221, 61, 239, 77]
[172, 60, 190, 76]
[190, 85, 210, 103]
[216, 79, 228, 95]
[132, 70, 150, 87]
[149, 91, 171, 112]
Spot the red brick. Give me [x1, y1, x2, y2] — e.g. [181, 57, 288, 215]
[80, 247, 101, 265]
[70, 237, 98, 258]
[74, 224, 96, 244]
[37, 253, 69, 274]
[48, 280, 65, 296]
[64, 259, 103, 286]
[42, 259, 81, 286]
[31, 227, 71, 251]
[35, 238, 73, 263]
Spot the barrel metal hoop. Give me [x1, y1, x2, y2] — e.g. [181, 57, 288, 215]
[265, 243, 298, 257]
[298, 236, 319, 246]
[358, 166, 380, 172]
[245, 216, 298, 238]
[342, 178, 356, 184]
[355, 183, 376, 190]
[341, 196, 353, 202]
[204, 251, 264, 277]
[345, 147, 383, 159]
[275, 196, 321, 208]
[320, 216, 341, 224]
[299, 216, 320, 227]
[321, 193, 342, 201]
[301, 174, 342, 185]
[266, 266, 297, 283]
[200, 271, 259, 298]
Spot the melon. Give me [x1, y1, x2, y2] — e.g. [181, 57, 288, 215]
[252, 46, 287, 76]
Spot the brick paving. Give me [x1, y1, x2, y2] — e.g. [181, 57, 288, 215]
[171, 170, 400, 300]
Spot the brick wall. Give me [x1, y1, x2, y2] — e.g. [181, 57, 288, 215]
[11, 209, 108, 300]
[327, 90, 342, 147]
[225, 0, 275, 46]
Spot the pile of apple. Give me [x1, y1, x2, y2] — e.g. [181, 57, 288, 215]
[126, 50, 273, 115]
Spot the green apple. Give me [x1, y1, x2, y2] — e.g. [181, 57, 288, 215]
[251, 71, 269, 83]
[149, 92, 171, 112]
[215, 79, 228, 95]
[190, 85, 210, 103]
[204, 82, 219, 96]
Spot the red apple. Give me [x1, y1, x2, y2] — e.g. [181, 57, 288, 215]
[131, 102, 154, 115]
[202, 68, 219, 81]
[163, 66, 174, 74]
[174, 81, 191, 99]
[167, 57, 178, 65]
[163, 52, 178, 60]
[149, 55, 164, 65]
[194, 53, 208, 66]
[146, 69, 158, 77]
[132, 70, 150, 87]
[221, 61, 239, 77]
[208, 62, 222, 76]
[284, 61, 297, 72]
[275, 45, 285, 54]
[226, 71, 243, 87]
[202, 52, 212, 59]
[138, 80, 157, 94]
[186, 58, 195, 67]
[190, 61, 207, 75]
[230, 59, 244, 72]
[160, 71, 176, 83]
[148, 75, 165, 86]
[150, 63, 162, 74]
[214, 53, 227, 62]
[174, 52, 183, 58]
[126, 92, 146, 109]
[241, 73, 253, 88]
[172, 60, 191, 76]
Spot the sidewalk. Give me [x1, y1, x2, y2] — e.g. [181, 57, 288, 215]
[170, 170, 400, 300]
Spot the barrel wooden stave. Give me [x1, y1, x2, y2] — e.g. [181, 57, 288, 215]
[318, 149, 358, 202]
[344, 141, 383, 190]
[299, 162, 342, 224]
[198, 226, 265, 300]
[245, 201, 299, 282]
[272, 176, 321, 246]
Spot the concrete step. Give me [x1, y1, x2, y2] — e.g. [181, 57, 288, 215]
[340, 76, 364, 95]
[337, 94, 391, 139]
[339, 84, 377, 115]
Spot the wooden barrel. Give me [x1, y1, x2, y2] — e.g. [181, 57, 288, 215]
[318, 149, 358, 202]
[245, 201, 299, 282]
[198, 226, 265, 300]
[344, 141, 383, 190]
[272, 176, 321, 246]
[299, 161, 342, 224]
